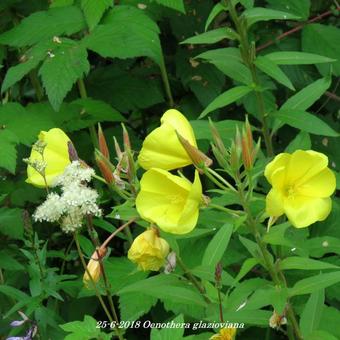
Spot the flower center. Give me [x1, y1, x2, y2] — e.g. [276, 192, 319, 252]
[167, 194, 184, 204]
[284, 185, 296, 197]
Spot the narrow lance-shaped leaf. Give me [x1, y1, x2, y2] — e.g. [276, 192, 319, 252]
[265, 51, 335, 65]
[181, 27, 239, 45]
[279, 257, 339, 271]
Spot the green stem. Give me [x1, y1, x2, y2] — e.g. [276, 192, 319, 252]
[207, 167, 237, 191]
[203, 167, 230, 190]
[159, 57, 174, 107]
[208, 203, 241, 216]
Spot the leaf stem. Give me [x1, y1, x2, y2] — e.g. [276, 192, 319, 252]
[159, 57, 174, 107]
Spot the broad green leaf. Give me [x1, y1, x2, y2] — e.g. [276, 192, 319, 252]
[305, 237, 340, 258]
[154, 0, 185, 13]
[302, 24, 340, 76]
[205, 3, 226, 31]
[200, 86, 252, 118]
[0, 129, 18, 173]
[275, 110, 339, 137]
[50, 0, 74, 7]
[60, 315, 101, 339]
[83, 6, 162, 65]
[265, 51, 335, 65]
[289, 271, 340, 296]
[182, 27, 238, 45]
[281, 77, 331, 111]
[280, 257, 339, 271]
[242, 7, 300, 27]
[305, 331, 338, 340]
[319, 307, 340, 339]
[1, 40, 55, 93]
[191, 265, 234, 286]
[81, 0, 112, 31]
[0, 6, 86, 47]
[151, 315, 185, 340]
[285, 131, 311, 153]
[266, 0, 310, 20]
[300, 289, 324, 337]
[39, 38, 90, 111]
[255, 55, 295, 90]
[0, 207, 24, 239]
[202, 223, 233, 268]
[263, 222, 294, 247]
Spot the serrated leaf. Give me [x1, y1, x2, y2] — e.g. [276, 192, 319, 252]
[154, 0, 185, 13]
[81, 0, 112, 31]
[182, 27, 238, 45]
[0, 129, 18, 173]
[265, 51, 335, 65]
[200, 86, 252, 118]
[280, 257, 339, 271]
[0, 6, 86, 47]
[39, 38, 90, 111]
[300, 289, 324, 337]
[202, 223, 233, 268]
[0, 207, 24, 239]
[151, 315, 185, 340]
[242, 7, 300, 27]
[83, 5, 162, 65]
[275, 110, 339, 137]
[60, 315, 101, 339]
[255, 55, 295, 90]
[289, 272, 340, 296]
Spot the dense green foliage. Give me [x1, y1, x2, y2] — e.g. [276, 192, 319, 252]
[0, 0, 339, 339]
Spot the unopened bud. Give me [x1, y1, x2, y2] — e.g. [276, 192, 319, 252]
[68, 141, 79, 161]
[98, 124, 110, 159]
[83, 247, 107, 288]
[121, 123, 131, 152]
[176, 131, 213, 169]
[209, 118, 227, 157]
[215, 262, 222, 288]
[95, 150, 115, 184]
[269, 310, 287, 329]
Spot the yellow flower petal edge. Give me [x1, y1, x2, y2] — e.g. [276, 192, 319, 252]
[26, 128, 71, 187]
[265, 149, 336, 228]
[210, 328, 237, 340]
[138, 109, 197, 170]
[135, 168, 202, 234]
[127, 228, 170, 271]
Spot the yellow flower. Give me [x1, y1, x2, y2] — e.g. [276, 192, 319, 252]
[138, 109, 197, 170]
[83, 248, 106, 288]
[265, 150, 336, 228]
[26, 128, 71, 187]
[210, 328, 237, 340]
[128, 228, 170, 271]
[136, 168, 202, 234]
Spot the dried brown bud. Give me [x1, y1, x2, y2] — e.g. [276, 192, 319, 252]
[98, 124, 110, 159]
[95, 150, 115, 184]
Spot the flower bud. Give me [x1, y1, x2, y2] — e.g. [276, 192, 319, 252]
[98, 124, 110, 159]
[68, 141, 79, 162]
[83, 247, 107, 288]
[269, 310, 287, 329]
[95, 149, 115, 184]
[210, 327, 237, 340]
[128, 228, 170, 271]
[176, 131, 212, 170]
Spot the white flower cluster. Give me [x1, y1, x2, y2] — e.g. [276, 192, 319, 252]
[33, 161, 101, 233]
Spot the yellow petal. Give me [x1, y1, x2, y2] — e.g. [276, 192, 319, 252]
[284, 195, 332, 228]
[266, 188, 285, 217]
[138, 109, 197, 170]
[298, 167, 336, 198]
[264, 153, 290, 185]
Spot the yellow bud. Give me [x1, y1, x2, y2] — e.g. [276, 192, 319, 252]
[83, 247, 107, 288]
[210, 327, 237, 340]
[128, 228, 170, 271]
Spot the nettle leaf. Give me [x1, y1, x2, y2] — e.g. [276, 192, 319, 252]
[0, 6, 86, 47]
[39, 38, 90, 111]
[242, 7, 300, 27]
[200, 86, 252, 118]
[182, 27, 238, 45]
[264, 51, 335, 65]
[266, 0, 310, 20]
[302, 24, 340, 76]
[151, 315, 185, 340]
[0, 129, 18, 173]
[255, 55, 295, 90]
[0, 207, 24, 239]
[60, 315, 101, 339]
[154, 0, 186, 13]
[81, 0, 112, 31]
[83, 5, 162, 65]
[2, 39, 55, 93]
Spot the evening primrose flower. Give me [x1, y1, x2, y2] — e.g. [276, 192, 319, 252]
[136, 168, 202, 234]
[138, 109, 197, 170]
[210, 328, 237, 340]
[26, 128, 71, 187]
[265, 150, 336, 228]
[128, 228, 170, 271]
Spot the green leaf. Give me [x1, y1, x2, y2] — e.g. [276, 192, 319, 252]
[0, 207, 24, 239]
[305, 331, 338, 340]
[266, 0, 310, 20]
[255, 55, 295, 90]
[191, 265, 234, 286]
[199, 86, 252, 118]
[81, 0, 112, 30]
[205, 3, 226, 31]
[289, 272, 340, 296]
[210, 309, 272, 326]
[302, 24, 340, 76]
[305, 237, 340, 258]
[0, 129, 18, 173]
[242, 7, 300, 27]
[154, 0, 186, 13]
[275, 110, 339, 137]
[83, 6, 162, 65]
[182, 27, 238, 45]
[264, 51, 335, 65]
[0, 6, 86, 47]
[39, 38, 90, 111]
[263, 222, 294, 247]
[281, 77, 331, 111]
[300, 289, 324, 337]
[0, 285, 29, 300]
[151, 315, 185, 340]
[232, 258, 259, 285]
[280, 257, 339, 271]
[0, 250, 24, 270]
[202, 223, 233, 268]
[50, 0, 74, 8]
[285, 131, 311, 153]
[60, 315, 101, 339]
[196, 47, 242, 64]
